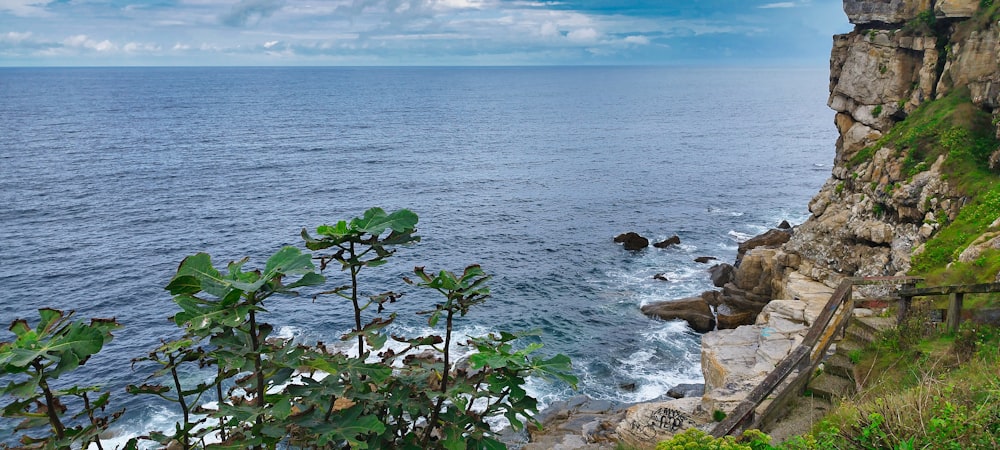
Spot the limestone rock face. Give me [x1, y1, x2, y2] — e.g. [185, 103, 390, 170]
[690, 4, 1000, 447]
[843, 0, 932, 24]
[936, 22, 1000, 108]
[700, 295, 815, 415]
[829, 31, 940, 134]
[736, 229, 791, 263]
[936, 0, 980, 18]
[958, 231, 1000, 263]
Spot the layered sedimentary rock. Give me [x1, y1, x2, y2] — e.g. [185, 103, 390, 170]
[843, 0, 932, 24]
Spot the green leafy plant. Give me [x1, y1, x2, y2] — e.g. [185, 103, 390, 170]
[848, 349, 863, 365]
[122, 208, 575, 449]
[3, 208, 576, 449]
[655, 428, 752, 450]
[143, 246, 327, 449]
[302, 207, 419, 358]
[0, 309, 125, 449]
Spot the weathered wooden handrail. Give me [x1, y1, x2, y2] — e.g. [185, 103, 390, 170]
[710, 276, 919, 438]
[899, 282, 1000, 333]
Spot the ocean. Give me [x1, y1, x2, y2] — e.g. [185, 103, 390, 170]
[0, 66, 835, 442]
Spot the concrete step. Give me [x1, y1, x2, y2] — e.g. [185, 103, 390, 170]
[849, 317, 896, 345]
[823, 353, 855, 381]
[845, 325, 877, 346]
[807, 372, 855, 401]
[833, 336, 866, 358]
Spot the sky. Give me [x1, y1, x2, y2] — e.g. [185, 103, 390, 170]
[0, 0, 854, 66]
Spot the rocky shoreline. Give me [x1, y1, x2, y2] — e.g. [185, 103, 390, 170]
[525, 0, 1000, 447]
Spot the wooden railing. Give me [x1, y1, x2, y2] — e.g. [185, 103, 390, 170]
[899, 282, 1000, 333]
[710, 276, 921, 438]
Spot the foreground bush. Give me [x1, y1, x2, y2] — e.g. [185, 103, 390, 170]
[1, 208, 577, 449]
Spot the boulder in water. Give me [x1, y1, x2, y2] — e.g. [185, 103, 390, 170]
[614, 232, 649, 251]
[653, 235, 681, 248]
[641, 297, 715, 333]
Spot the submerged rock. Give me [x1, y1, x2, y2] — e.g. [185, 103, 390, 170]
[653, 235, 681, 248]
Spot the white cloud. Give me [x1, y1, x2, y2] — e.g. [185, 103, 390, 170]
[539, 21, 559, 37]
[1, 31, 32, 42]
[566, 27, 598, 42]
[0, 0, 51, 17]
[123, 42, 161, 52]
[63, 35, 89, 47]
[0, 0, 843, 65]
[431, 0, 486, 11]
[623, 35, 649, 45]
[759, 2, 797, 8]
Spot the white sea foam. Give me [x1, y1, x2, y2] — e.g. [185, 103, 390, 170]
[727, 229, 754, 242]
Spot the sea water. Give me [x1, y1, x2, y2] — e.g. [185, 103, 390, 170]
[0, 66, 835, 442]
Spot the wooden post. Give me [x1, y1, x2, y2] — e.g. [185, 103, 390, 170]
[947, 292, 964, 333]
[841, 285, 854, 339]
[898, 295, 911, 325]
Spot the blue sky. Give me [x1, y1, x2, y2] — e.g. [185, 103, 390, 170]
[0, 0, 852, 66]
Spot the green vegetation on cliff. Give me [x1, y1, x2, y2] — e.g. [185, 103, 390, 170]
[896, 90, 1000, 283]
[848, 86, 1000, 284]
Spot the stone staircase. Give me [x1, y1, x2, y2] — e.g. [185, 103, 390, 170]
[763, 315, 895, 442]
[808, 316, 894, 400]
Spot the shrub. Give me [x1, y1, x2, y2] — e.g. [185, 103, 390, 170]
[3, 207, 578, 449]
[655, 428, 752, 450]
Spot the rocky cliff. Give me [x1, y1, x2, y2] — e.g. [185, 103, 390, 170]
[702, 0, 1000, 318]
[693, 0, 1000, 434]
[533, 2, 1000, 447]
[790, 0, 999, 285]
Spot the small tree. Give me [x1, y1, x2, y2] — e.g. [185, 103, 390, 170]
[301, 207, 420, 358]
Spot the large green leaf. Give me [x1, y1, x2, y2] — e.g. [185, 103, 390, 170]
[531, 354, 579, 388]
[173, 295, 250, 331]
[164, 275, 201, 296]
[309, 404, 385, 448]
[171, 253, 229, 298]
[353, 208, 418, 235]
[4, 319, 108, 379]
[264, 246, 315, 277]
[282, 272, 325, 291]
